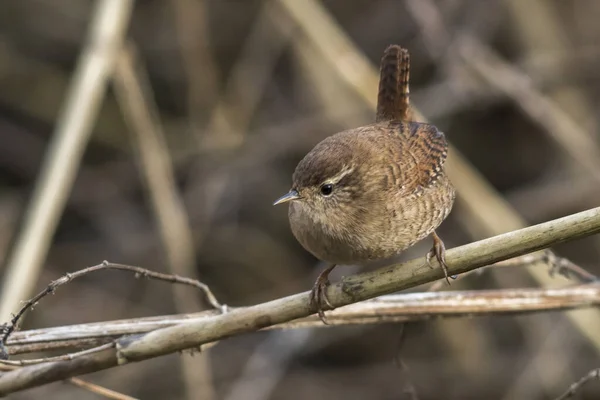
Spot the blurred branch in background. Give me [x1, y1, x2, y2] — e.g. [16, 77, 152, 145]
[202, 0, 296, 151]
[0, 364, 138, 400]
[506, 0, 597, 134]
[114, 41, 217, 400]
[458, 37, 600, 183]
[0, 0, 134, 321]
[172, 0, 219, 130]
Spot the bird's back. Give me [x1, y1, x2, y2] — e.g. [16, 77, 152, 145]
[346, 120, 455, 261]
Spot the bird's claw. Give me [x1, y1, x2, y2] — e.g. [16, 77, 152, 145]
[309, 264, 336, 324]
[427, 232, 451, 285]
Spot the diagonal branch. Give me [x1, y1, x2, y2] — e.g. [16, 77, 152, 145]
[5, 281, 600, 356]
[555, 368, 600, 400]
[0, 206, 599, 394]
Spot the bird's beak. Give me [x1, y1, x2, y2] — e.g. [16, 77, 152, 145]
[273, 189, 301, 205]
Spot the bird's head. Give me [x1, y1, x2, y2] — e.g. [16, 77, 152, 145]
[273, 133, 373, 228]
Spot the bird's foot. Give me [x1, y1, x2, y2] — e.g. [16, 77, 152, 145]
[309, 264, 336, 324]
[426, 231, 452, 285]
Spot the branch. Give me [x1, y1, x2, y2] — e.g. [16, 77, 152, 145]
[555, 368, 600, 400]
[0, 206, 598, 394]
[0, 344, 114, 366]
[0, 261, 223, 356]
[0, 364, 136, 399]
[6, 281, 600, 355]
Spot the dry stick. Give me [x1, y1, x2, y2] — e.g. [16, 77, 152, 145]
[5, 281, 600, 355]
[555, 368, 600, 400]
[9, 339, 111, 356]
[0, 261, 222, 354]
[113, 42, 217, 400]
[427, 250, 596, 292]
[0, 0, 134, 322]
[0, 207, 599, 394]
[0, 365, 137, 400]
[0, 343, 115, 366]
[68, 377, 139, 400]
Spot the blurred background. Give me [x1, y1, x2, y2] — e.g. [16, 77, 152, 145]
[2, 0, 600, 399]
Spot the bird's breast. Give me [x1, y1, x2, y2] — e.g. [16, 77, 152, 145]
[287, 175, 455, 266]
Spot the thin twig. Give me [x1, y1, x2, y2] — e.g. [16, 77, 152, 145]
[0, 343, 114, 366]
[0, 206, 599, 394]
[68, 377, 139, 400]
[427, 250, 596, 292]
[555, 368, 600, 400]
[0, 364, 137, 400]
[0, 260, 223, 355]
[546, 252, 597, 282]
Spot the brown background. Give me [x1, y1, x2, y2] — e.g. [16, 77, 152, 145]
[1, 0, 600, 399]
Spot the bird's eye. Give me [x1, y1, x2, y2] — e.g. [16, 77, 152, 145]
[320, 183, 334, 196]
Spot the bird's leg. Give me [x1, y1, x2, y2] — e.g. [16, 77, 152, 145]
[309, 264, 337, 324]
[426, 231, 451, 285]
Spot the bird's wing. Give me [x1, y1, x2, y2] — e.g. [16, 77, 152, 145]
[392, 121, 448, 195]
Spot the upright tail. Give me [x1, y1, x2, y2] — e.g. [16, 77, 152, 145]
[376, 45, 411, 122]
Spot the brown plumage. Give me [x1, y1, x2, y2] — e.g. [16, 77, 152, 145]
[274, 45, 455, 322]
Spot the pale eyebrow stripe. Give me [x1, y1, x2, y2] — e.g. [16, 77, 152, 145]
[324, 165, 355, 185]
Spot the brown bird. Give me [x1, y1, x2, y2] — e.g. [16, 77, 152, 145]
[274, 45, 455, 322]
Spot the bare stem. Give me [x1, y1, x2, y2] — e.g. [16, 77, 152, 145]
[555, 368, 600, 400]
[0, 260, 223, 356]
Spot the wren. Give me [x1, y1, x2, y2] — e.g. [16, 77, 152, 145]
[274, 45, 455, 322]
